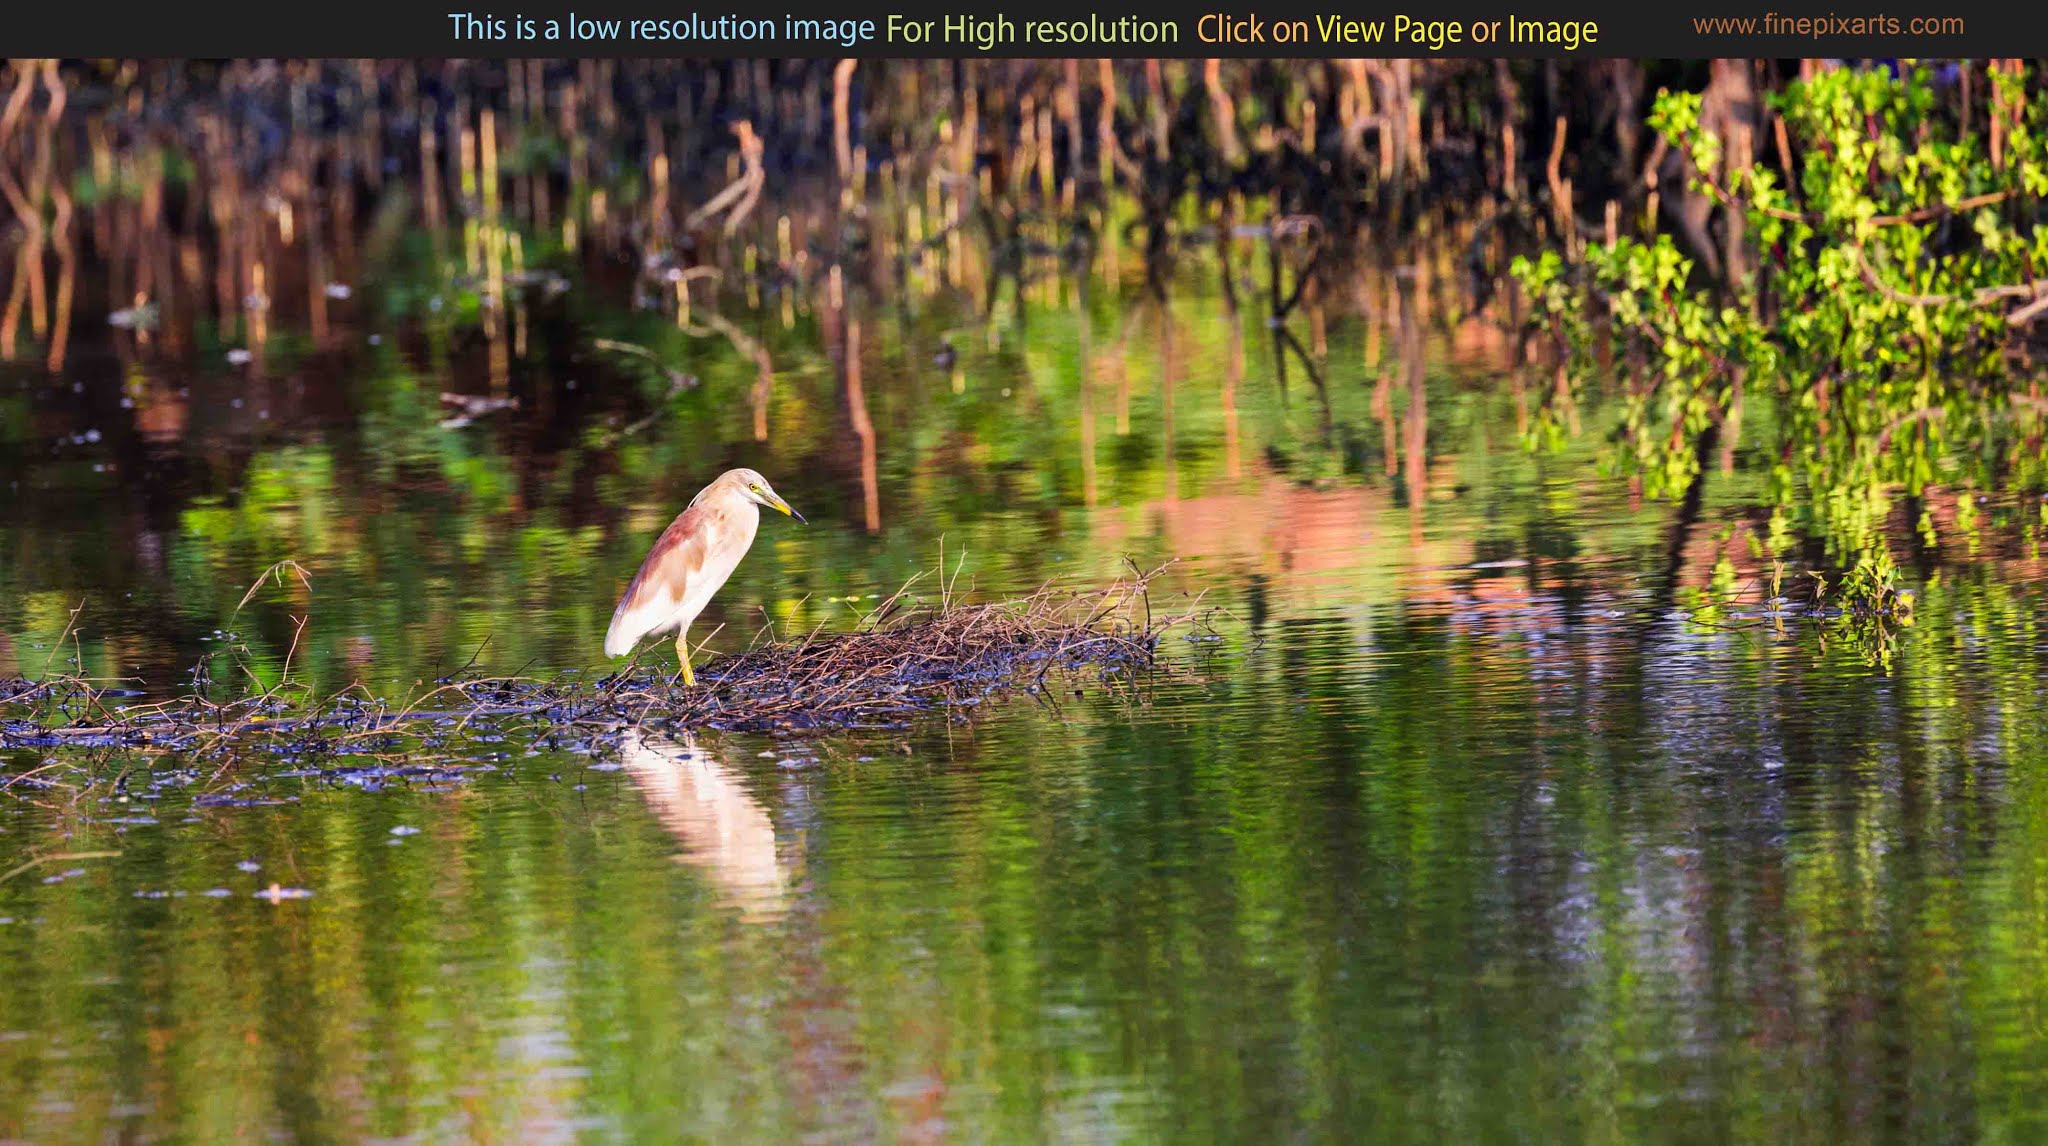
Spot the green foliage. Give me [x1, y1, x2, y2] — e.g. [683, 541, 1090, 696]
[1514, 63, 2048, 565]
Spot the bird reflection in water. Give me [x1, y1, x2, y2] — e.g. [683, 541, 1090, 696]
[618, 730, 792, 921]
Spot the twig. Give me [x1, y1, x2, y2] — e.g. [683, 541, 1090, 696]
[233, 560, 314, 619]
[0, 851, 119, 884]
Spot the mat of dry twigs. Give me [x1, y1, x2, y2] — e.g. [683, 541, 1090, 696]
[0, 563, 1206, 760]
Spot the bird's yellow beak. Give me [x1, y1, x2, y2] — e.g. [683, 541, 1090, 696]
[770, 494, 805, 523]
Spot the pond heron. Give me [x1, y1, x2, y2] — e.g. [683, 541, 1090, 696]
[604, 468, 804, 684]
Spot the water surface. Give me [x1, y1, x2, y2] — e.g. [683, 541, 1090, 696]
[2, 247, 2046, 1143]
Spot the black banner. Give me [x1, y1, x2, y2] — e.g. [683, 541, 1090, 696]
[5, 0, 2025, 56]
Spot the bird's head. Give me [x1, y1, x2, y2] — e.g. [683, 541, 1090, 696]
[727, 468, 805, 523]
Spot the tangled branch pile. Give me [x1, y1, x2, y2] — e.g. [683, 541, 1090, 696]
[0, 565, 1199, 759]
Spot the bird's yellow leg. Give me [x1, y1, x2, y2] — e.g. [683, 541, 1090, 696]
[675, 633, 696, 687]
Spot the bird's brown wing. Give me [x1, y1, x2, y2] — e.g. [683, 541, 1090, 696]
[604, 503, 721, 655]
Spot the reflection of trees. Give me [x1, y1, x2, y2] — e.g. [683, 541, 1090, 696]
[6, 238, 1459, 690]
[1, 455, 2045, 1139]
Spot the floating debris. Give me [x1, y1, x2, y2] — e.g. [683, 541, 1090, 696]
[194, 794, 294, 808]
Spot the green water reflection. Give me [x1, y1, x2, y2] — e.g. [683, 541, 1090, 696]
[2, 257, 2048, 1142]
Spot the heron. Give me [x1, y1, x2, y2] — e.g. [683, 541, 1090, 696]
[604, 468, 805, 685]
